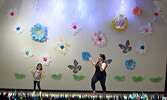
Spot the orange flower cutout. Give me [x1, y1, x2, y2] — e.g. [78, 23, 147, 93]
[133, 7, 142, 16]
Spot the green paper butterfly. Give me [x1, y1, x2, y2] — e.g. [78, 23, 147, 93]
[14, 73, 26, 79]
[114, 75, 125, 82]
[68, 59, 82, 73]
[51, 74, 63, 80]
[73, 74, 85, 81]
[119, 40, 132, 53]
[132, 76, 144, 82]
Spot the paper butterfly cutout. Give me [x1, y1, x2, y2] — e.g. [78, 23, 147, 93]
[119, 40, 132, 53]
[68, 59, 82, 73]
[104, 59, 112, 64]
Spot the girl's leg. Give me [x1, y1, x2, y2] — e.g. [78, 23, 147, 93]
[99, 75, 106, 93]
[91, 75, 99, 93]
[37, 81, 41, 91]
[34, 81, 36, 91]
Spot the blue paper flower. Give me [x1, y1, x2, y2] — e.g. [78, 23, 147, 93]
[82, 51, 91, 60]
[30, 23, 48, 42]
[125, 59, 136, 70]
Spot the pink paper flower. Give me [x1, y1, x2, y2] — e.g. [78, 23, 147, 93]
[91, 31, 107, 47]
[139, 23, 152, 36]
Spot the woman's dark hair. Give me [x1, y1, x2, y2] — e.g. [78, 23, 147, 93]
[99, 54, 106, 61]
[36, 63, 42, 70]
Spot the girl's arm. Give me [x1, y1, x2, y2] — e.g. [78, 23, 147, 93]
[89, 57, 96, 66]
[40, 72, 44, 78]
[30, 68, 35, 75]
[99, 63, 107, 72]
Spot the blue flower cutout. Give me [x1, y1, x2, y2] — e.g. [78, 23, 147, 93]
[82, 51, 91, 60]
[125, 59, 136, 70]
[30, 23, 48, 42]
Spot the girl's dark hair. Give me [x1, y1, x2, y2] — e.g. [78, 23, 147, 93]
[99, 54, 106, 61]
[36, 63, 42, 70]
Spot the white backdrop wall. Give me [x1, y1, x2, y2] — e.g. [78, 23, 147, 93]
[0, 0, 167, 91]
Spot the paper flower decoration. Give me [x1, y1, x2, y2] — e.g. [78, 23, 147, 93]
[68, 60, 82, 73]
[73, 74, 85, 81]
[150, 77, 162, 83]
[136, 40, 148, 55]
[152, 7, 164, 22]
[132, 76, 144, 82]
[51, 74, 63, 80]
[30, 23, 48, 42]
[133, 7, 142, 16]
[110, 15, 128, 31]
[21, 48, 33, 58]
[91, 31, 107, 47]
[14, 73, 26, 79]
[125, 59, 136, 70]
[119, 40, 132, 53]
[7, 8, 18, 21]
[114, 75, 125, 82]
[39, 53, 51, 66]
[54, 39, 71, 55]
[12, 23, 24, 35]
[69, 22, 82, 35]
[82, 51, 91, 61]
[139, 23, 152, 36]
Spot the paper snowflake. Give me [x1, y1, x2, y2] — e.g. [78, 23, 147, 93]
[91, 31, 107, 47]
[39, 53, 51, 66]
[136, 40, 148, 55]
[54, 39, 71, 55]
[139, 23, 152, 36]
[12, 23, 24, 35]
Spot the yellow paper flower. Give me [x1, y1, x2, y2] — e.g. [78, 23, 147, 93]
[110, 15, 128, 31]
[54, 39, 71, 55]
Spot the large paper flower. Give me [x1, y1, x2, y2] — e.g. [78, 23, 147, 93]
[136, 40, 148, 55]
[152, 7, 164, 22]
[91, 31, 107, 47]
[39, 53, 51, 66]
[54, 39, 71, 55]
[21, 48, 33, 58]
[7, 8, 18, 21]
[30, 23, 48, 42]
[125, 59, 136, 70]
[139, 23, 152, 36]
[69, 22, 82, 35]
[110, 15, 128, 31]
[133, 6, 142, 16]
[12, 23, 24, 35]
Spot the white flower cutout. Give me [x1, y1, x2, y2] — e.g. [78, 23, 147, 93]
[69, 22, 82, 35]
[136, 40, 148, 55]
[39, 53, 51, 66]
[7, 8, 18, 21]
[152, 7, 164, 22]
[139, 23, 152, 36]
[21, 48, 33, 58]
[12, 23, 24, 35]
